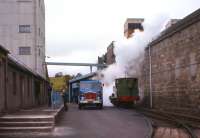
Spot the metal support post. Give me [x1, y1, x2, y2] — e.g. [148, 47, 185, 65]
[68, 83, 71, 103]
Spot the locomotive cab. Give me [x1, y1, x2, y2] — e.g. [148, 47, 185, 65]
[110, 78, 139, 107]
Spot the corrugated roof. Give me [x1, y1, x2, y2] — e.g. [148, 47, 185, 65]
[0, 45, 9, 54]
[8, 55, 47, 81]
[0, 45, 47, 81]
[69, 72, 97, 83]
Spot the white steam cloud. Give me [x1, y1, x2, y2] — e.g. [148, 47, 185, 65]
[101, 15, 169, 106]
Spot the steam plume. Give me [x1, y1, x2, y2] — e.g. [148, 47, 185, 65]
[101, 15, 169, 106]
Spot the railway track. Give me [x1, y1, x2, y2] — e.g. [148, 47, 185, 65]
[138, 108, 199, 138]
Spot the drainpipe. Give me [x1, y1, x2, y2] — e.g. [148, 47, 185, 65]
[148, 45, 153, 108]
[34, 0, 38, 73]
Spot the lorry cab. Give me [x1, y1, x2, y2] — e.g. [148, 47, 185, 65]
[78, 80, 103, 109]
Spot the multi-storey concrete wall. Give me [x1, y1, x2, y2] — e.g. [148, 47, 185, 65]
[140, 9, 200, 115]
[35, 0, 46, 77]
[0, 0, 46, 78]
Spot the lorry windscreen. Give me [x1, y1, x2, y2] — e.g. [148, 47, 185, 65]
[80, 81, 101, 93]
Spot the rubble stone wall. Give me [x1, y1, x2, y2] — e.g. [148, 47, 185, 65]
[139, 9, 200, 115]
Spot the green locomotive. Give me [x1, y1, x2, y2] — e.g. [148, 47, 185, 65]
[109, 78, 139, 107]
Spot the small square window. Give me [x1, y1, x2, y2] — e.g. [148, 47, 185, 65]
[19, 47, 31, 55]
[19, 25, 31, 33]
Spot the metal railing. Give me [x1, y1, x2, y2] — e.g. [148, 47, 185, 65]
[51, 91, 63, 109]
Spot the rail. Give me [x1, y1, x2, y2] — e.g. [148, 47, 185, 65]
[138, 108, 198, 138]
[141, 114, 154, 138]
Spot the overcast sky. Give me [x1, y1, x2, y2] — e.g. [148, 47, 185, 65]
[45, 0, 200, 77]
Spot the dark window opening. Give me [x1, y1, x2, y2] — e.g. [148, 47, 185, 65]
[128, 23, 144, 31]
[19, 25, 31, 33]
[19, 47, 31, 55]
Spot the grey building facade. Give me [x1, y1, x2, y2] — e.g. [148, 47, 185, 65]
[0, 0, 46, 78]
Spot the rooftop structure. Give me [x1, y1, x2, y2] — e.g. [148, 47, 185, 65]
[0, 45, 9, 54]
[124, 18, 144, 39]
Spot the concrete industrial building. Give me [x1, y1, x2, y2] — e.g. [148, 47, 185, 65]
[0, 0, 46, 78]
[124, 18, 144, 39]
[105, 41, 116, 65]
[97, 41, 116, 70]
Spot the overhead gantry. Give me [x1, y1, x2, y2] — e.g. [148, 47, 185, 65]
[46, 62, 108, 73]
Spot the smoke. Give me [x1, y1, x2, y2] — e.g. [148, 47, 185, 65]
[102, 82, 115, 106]
[100, 15, 169, 106]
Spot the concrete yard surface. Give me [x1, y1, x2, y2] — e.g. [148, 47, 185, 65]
[0, 104, 152, 138]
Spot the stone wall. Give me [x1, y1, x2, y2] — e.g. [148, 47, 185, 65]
[139, 9, 200, 115]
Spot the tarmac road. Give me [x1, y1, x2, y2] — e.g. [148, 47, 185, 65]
[1, 104, 152, 138]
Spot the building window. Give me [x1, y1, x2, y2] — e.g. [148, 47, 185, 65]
[19, 47, 31, 55]
[19, 25, 31, 33]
